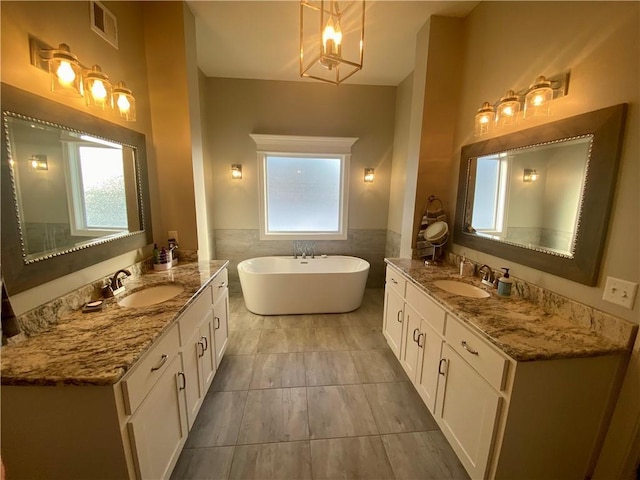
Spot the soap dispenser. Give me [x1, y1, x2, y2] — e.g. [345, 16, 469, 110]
[497, 268, 513, 297]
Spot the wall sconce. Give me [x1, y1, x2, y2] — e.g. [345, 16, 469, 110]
[364, 167, 374, 183]
[474, 102, 495, 137]
[523, 168, 539, 182]
[29, 154, 48, 171]
[300, 0, 365, 85]
[29, 35, 136, 121]
[474, 72, 569, 136]
[231, 164, 243, 179]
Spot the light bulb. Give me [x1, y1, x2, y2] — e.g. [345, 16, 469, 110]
[117, 94, 130, 113]
[91, 80, 107, 101]
[56, 61, 76, 86]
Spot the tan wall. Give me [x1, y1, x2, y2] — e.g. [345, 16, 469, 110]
[204, 77, 396, 231]
[387, 73, 413, 236]
[142, 1, 198, 251]
[1, 0, 158, 314]
[450, 1, 639, 325]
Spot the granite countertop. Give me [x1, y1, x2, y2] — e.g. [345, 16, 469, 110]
[1, 260, 229, 386]
[385, 258, 634, 362]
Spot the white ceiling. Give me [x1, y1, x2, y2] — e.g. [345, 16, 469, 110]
[186, 1, 479, 86]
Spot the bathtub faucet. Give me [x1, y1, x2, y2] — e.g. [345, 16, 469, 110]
[293, 240, 315, 259]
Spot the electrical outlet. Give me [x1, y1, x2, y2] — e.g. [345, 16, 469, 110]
[168, 230, 178, 243]
[602, 276, 638, 309]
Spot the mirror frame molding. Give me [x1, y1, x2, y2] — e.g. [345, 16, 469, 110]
[1, 83, 153, 294]
[453, 103, 627, 286]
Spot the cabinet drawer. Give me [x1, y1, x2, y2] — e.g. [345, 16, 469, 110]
[122, 324, 180, 414]
[211, 269, 229, 304]
[405, 282, 445, 334]
[446, 317, 507, 391]
[178, 285, 213, 344]
[386, 266, 406, 296]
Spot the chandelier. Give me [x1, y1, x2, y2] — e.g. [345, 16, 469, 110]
[300, 0, 365, 85]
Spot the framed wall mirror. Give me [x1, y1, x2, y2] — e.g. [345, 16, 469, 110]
[453, 104, 627, 285]
[1, 83, 152, 294]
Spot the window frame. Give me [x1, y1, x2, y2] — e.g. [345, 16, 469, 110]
[471, 153, 510, 235]
[250, 134, 358, 241]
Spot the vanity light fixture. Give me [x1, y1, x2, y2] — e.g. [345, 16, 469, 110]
[474, 102, 495, 137]
[300, 0, 365, 85]
[523, 168, 539, 182]
[364, 167, 374, 183]
[28, 35, 136, 122]
[474, 72, 570, 136]
[84, 65, 112, 110]
[113, 81, 136, 122]
[231, 164, 243, 179]
[29, 154, 48, 171]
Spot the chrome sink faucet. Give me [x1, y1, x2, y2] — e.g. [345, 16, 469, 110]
[478, 265, 495, 287]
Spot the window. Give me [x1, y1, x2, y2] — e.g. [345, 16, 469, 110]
[471, 153, 509, 234]
[250, 134, 358, 240]
[64, 135, 128, 237]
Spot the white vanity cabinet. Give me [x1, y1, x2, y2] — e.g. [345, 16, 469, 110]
[382, 264, 624, 480]
[211, 270, 230, 367]
[178, 269, 229, 428]
[1, 267, 231, 480]
[382, 267, 406, 358]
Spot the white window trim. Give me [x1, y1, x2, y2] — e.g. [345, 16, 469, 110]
[250, 134, 358, 241]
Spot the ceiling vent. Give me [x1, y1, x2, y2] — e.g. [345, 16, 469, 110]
[90, 1, 118, 49]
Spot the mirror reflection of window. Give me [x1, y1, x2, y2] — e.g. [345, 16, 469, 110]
[471, 153, 509, 235]
[64, 138, 127, 237]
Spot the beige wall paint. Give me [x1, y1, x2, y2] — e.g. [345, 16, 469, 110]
[204, 77, 396, 231]
[451, 1, 639, 325]
[387, 72, 413, 237]
[142, 1, 198, 251]
[1, 0, 157, 314]
[412, 16, 465, 246]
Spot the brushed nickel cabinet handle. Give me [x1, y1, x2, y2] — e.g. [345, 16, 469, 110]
[391, 278, 398, 284]
[201, 335, 208, 352]
[197, 340, 205, 358]
[215, 316, 221, 329]
[396, 310, 403, 323]
[461, 341, 479, 355]
[178, 371, 186, 391]
[417, 333, 425, 348]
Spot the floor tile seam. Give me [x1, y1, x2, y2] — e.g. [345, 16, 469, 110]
[308, 432, 385, 442]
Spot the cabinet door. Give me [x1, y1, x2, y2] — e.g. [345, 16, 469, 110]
[128, 355, 188, 480]
[399, 303, 422, 382]
[415, 319, 443, 414]
[213, 289, 229, 368]
[199, 311, 217, 392]
[383, 286, 405, 358]
[183, 328, 204, 429]
[436, 343, 501, 480]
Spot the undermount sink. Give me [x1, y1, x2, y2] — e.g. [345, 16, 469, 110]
[118, 285, 184, 308]
[433, 280, 490, 298]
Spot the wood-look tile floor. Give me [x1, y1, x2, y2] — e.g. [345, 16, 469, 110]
[171, 289, 470, 480]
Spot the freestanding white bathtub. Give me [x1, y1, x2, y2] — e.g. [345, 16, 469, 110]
[237, 255, 370, 315]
